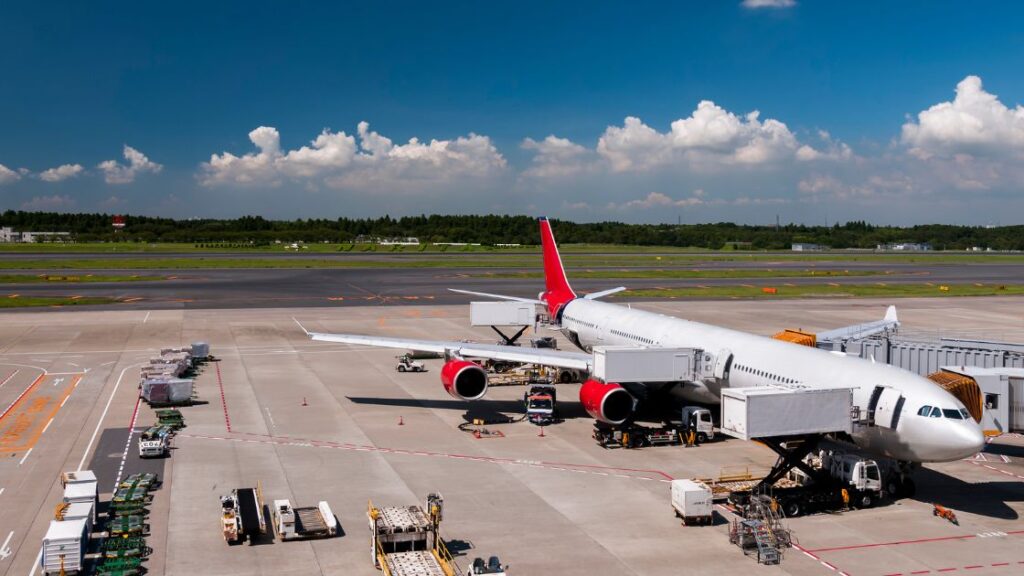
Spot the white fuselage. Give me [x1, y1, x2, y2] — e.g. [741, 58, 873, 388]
[559, 298, 984, 463]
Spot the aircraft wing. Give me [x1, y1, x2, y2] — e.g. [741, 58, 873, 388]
[816, 305, 900, 342]
[307, 331, 593, 371]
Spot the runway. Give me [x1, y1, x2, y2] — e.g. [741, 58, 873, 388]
[2, 258, 1024, 310]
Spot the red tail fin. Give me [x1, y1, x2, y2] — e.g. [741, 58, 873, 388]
[539, 217, 576, 317]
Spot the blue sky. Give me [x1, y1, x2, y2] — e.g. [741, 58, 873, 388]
[2, 1, 1024, 224]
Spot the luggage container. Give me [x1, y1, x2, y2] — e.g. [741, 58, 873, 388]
[60, 470, 96, 489]
[191, 341, 210, 359]
[40, 518, 87, 575]
[63, 480, 98, 508]
[58, 501, 96, 533]
[671, 479, 713, 525]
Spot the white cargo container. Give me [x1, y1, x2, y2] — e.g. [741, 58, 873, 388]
[469, 301, 537, 326]
[60, 501, 96, 532]
[592, 346, 698, 383]
[60, 470, 96, 489]
[191, 341, 210, 359]
[40, 518, 87, 575]
[62, 480, 98, 507]
[720, 386, 853, 441]
[671, 479, 713, 525]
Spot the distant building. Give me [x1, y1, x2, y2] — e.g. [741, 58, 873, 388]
[379, 237, 420, 246]
[0, 227, 71, 243]
[877, 242, 932, 251]
[791, 243, 828, 252]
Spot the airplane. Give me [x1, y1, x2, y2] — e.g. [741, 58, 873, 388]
[302, 217, 984, 478]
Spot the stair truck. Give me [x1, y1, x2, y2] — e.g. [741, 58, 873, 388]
[221, 483, 266, 545]
[369, 492, 459, 576]
[273, 499, 338, 540]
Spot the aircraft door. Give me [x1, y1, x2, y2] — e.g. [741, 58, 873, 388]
[713, 349, 733, 381]
[871, 386, 905, 429]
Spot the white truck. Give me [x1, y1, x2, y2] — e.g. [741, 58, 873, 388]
[681, 406, 716, 443]
[272, 499, 338, 540]
[671, 479, 713, 525]
[139, 435, 169, 458]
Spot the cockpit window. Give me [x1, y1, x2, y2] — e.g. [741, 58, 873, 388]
[942, 409, 964, 420]
[959, 409, 971, 420]
[917, 406, 932, 416]
[930, 407, 942, 418]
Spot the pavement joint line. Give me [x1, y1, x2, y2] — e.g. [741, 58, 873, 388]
[180, 432, 673, 483]
[77, 363, 137, 472]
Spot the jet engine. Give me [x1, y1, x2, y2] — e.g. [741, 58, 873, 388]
[440, 359, 489, 400]
[579, 379, 635, 425]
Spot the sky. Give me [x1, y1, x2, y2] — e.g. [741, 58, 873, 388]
[2, 1, 1024, 225]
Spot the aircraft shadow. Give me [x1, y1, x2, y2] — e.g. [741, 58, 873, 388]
[912, 466, 1022, 520]
[345, 396, 592, 422]
[981, 442, 1024, 459]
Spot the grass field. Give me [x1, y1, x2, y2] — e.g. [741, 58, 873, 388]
[0, 274, 166, 284]
[618, 283, 1024, 299]
[476, 269, 891, 280]
[0, 295, 120, 308]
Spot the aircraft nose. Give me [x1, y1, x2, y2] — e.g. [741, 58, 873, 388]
[948, 422, 985, 460]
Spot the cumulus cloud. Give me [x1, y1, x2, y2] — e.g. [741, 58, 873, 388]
[741, 0, 796, 8]
[0, 163, 21, 185]
[20, 194, 76, 212]
[200, 123, 506, 189]
[520, 135, 591, 178]
[38, 163, 84, 182]
[608, 190, 788, 210]
[98, 145, 163, 184]
[901, 75, 1024, 159]
[594, 101, 830, 171]
[796, 131, 854, 161]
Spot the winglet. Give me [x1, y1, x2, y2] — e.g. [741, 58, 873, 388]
[884, 305, 898, 324]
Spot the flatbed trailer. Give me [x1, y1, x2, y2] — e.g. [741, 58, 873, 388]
[273, 499, 338, 540]
[369, 493, 459, 576]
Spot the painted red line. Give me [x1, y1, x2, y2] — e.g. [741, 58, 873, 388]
[215, 362, 231, 433]
[964, 566, 983, 570]
[884, 573, 904, 576]
[0, 372, 45, 421]
[809, 533, 978, 553]
[911, 571, 931, 575]
[991, 563, 1009, 567]
[936, 569, 957, 573]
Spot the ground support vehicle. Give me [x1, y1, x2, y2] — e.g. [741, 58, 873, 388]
[109, 515, 149, 537]
[101, 536, 151, 559]
[221, 484, 266, 545]
[467, 556, 508, 575]
[728, 494, 791, 565]
[671, 479, 713, 525]
[681, 406, 716, 443]
[369, 492, 459, 576]
[593, 422, 684, 449]
[155, 409, 185, 430]
[138, 434, 168, 458]
[397, 355, 426, 372]
[273, 499, 338, 540]
[524, 384, 558, 425]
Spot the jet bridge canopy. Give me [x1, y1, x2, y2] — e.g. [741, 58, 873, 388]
[720, 386, 854, 441]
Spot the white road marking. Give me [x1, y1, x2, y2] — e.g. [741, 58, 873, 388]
[0, 370, 19, 388]
[51, 377, 64, 387]
[77, 364, 135, 472]
[18, 448, 32, 466]
[41, 418, 54, 435]
[265, 407, 277, 428]
[143, 311, 151, 323]
[28, 548, 41, 576]
[0, 488, 4, 497]
[67, 362, 79, 368]
[0, 531, 12, 560]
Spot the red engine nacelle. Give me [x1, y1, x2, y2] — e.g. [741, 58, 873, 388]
[579, 379, 635, 425]
[440, 360, 489, 400]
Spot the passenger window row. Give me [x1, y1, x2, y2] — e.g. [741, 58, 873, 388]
[916, 405, 970, 420]
[610, 328, 655, 345]
[564, 315, 596, 330]
[733, 362, 799, 385]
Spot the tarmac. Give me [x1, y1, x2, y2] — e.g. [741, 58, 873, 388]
[3, 257, 1024, 310]
[0, 297, 1022, 575]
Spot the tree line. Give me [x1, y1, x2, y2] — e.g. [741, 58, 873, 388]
[1, 211, 1022, 250]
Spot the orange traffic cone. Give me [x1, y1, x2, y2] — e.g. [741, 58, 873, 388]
[302, 397, 308, 406]
[398, 416, 404, 426]
[538, 426, 545, 437]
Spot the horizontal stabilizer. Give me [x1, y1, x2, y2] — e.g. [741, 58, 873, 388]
[583, 286, 627, 300]
[448, 288, 544, 304]
[817, 305, 900, 342]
